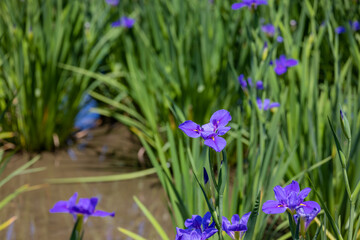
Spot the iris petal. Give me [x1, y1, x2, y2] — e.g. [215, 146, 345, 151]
[179, 120, 202, 138]
[204, 136, 226, 152]
[284, 180, 300, 195]
[231, 3, 246, 9]
[273, 186, 287, 202]
[209, 109, 232, 128]
[268, 102, 280, 109]
[202, 228, 218, 239]
[285, 59, 298, 67]
[92, 210, 115, 217]
[262, 200, 287, 214]
[217, 126, 231, 136]
[240, 212, 251, 226]
[298, 187, 311, 201]
[287, 192, 299, 210]
[202, 123, 215, 132]
[274, 64, 287, 75]
[67, 192, 78, 208]
[231, 214, 240, 225]
[202, 212, 212, 230]
[263, 99, 271, 110]
[49, 201, 70, 213]
[299, 201, 321, 213]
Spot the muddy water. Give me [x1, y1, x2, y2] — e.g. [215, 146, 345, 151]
[0, 124, 175, 240]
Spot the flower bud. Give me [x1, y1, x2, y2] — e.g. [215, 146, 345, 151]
[340, 110, 351, 140]
[262, 42, 269, 61]
[203, 167, 209, 185]
[203, 168, 212, 199]
[339, 150, 347, 168]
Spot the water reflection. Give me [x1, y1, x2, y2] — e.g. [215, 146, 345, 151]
[0, 124, 174, 239]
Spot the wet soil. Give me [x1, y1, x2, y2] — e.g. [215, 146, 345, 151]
[0, 124, 175, 240]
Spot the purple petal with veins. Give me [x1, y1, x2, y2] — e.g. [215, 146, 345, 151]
[204, 136, 226, 152]
[179, 120, 203, 138]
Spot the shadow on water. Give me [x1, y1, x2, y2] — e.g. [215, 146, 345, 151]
[0, 124, 175, 240]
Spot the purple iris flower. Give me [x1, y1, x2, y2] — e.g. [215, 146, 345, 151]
[179, 110, 231, 152]
[105, 0, 119, 6]
[294, 203, 321, 232]
[335, 26, 346, 34]
[50, 193, 115, 220]
[222, 212, 250, 239]
[238, 74, 264, 90]
[261, 24, 276, 36]
[262, 180, 319, 215]
[175, 212, 218, 240]
[256, 98, 280, 111]
[111, 16, 135, 28]
[350, 20, 360, 31]
[274, 55, 298, 75]
[231, 0, 268, 10]
[276, 36, 284, 43]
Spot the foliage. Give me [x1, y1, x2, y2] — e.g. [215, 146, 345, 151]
[88, 0, 360, 238]
[0, 0, 121, 150]
[1, 0, 360, 239]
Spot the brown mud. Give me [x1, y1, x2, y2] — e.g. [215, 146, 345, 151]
[0, 124, 175, 240]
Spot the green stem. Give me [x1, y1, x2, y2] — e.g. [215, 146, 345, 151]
[352, 181, 360, 202]
[218, 193, 224, 240]
[348, 201, 355, 240]
[208, 148, 218, 192]
[342, 168, 352, 199]
[70, 214, 84, 240]
[346, 138, 351, 165]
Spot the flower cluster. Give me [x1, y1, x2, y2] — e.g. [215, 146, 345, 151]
[237, 74, 280, 111]
[50, 192, 115, 220]
[262, 181, 320, 234]
[179, 109, 231, 152]
[335, 20, 360, 34]
[175, 212, 218, 240]
[238, 74, 264, 90]
[261, 24, 283, 42]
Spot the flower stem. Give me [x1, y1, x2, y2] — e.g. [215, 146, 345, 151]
[70, 215, 84, 240]
[218, 193, 224, 240]
[348, 201, 355, 240]
[346, 138, 351, 163]
[208, 148, 218, 192]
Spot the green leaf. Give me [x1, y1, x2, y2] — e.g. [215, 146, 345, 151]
[133, 196, 170, 240]
[0, 216, 17, 232]
[46, 168, 157, 184]
[118, 227, 147, 240]
[244, 192, 261, 240]
[307, 176, 343, 240]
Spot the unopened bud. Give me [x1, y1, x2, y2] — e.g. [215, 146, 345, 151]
[203, 168, 212, 199]
[340, 110, 351, 140]
[339, 150, 347, 168]
[262, 42, 269, 61]
[203, 167, 209, 185]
